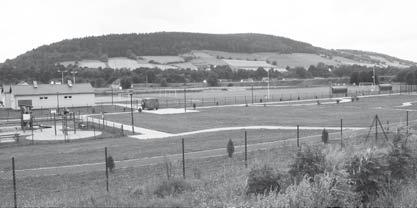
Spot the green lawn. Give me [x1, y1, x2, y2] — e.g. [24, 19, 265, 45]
[0, 129, 322, 170]
[100, 94, 417, 134]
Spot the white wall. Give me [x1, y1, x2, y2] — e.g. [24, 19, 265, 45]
[13, 93, 95, 109]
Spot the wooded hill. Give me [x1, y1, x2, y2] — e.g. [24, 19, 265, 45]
[3, 32, 414, 71]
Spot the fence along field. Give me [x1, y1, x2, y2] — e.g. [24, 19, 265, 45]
[1, 111, 416, 206]
[1, 86, 417, 206]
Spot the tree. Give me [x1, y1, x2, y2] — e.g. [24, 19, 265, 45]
[255, 67, 268, 80]
[350, 71, 360, 85]
[227, 139, 235, 158]
[294, 67, 311, 79]
[120, 77, 132, 89]
[207, 72, 219, 86]
[160, 78, 168, 87]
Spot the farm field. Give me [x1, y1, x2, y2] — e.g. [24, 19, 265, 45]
[98, 94, 417, 134]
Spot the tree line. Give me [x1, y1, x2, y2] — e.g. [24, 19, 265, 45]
[1, 61, 414, 89]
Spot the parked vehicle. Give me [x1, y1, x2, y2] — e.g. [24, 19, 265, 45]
[140, 98, 159, 110]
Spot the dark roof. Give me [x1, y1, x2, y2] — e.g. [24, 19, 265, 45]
[5, 83, 94, 96]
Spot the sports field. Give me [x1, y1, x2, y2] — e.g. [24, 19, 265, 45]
[98, 94, 417, 135]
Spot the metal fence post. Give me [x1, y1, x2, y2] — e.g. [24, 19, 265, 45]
[105, 147, 109, 192]
[12, 157, 17, 208]
[340, 119, 343, 148]
[245, 131, 248, 168]
[182, 138, 185, 179]
[297, 125, 300, 148]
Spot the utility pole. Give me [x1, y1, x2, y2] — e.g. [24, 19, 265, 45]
[130, 93, 135, 134]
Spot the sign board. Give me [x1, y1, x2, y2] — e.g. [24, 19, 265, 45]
[23, 114, 31, 121]
[51, 109, 57, 114]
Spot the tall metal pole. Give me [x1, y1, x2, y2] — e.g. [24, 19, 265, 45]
[56, 92, 60, 114]
[251, 85, 254, 104]
[184, 88, 187, 112]
[182, 138, 185, 179]
[130, 93, 135, 134]
[12, 157, 17, 208]
[267, 69, 270, 101]
[53, 113, 57, 136]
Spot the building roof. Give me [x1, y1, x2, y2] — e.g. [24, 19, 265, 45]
[5, 83, 94, 96]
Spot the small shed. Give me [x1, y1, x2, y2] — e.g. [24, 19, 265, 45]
[331, 86, 348, 94]
[378, 84, 392, 91]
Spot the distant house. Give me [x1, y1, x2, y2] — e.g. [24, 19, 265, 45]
[1, 81, 95, 110]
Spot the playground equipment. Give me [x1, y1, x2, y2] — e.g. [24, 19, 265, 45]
[20, 105, 33, 130]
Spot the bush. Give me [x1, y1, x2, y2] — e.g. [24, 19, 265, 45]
[345, 152, 389, 204]
[107, 156, 115, 172]
[153, 178, 192, 198]
[246, 165, 281, 195]
[227, 139, 235, 158]
[388, 134, 414, 180]
[321, 129, 329, 144]
[289, 147, 325, 182]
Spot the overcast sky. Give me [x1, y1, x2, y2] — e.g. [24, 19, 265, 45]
[1, 0, 416, 62]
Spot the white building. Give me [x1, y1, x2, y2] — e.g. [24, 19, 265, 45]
[1, 82, 95, 110]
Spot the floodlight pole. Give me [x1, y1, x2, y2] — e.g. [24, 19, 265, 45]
[130, 93, 135, 134]
[56, 92, 60, 114]
[184, 88, 187, 112]
[267, 69, 271, 101]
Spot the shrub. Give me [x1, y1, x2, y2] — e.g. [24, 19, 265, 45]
[107, 156, 115, 172]
[289, 147, 325, 182]
[388, 134, 414, 180]
[246, 165, 281, 195]
[227, 83, 234, 87]
[321, 129, 329, 144]
[153, 178, 192, 198]
[345, 152, 389, 204]
[227, 139, 235, 158]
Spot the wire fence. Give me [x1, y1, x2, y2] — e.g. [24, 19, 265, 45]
[2, 84, 417, 122]
[1, 111, 417, 206]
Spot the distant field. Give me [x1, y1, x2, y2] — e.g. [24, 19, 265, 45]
[99, 94, 417, 134]
[141, 56, 184, 64]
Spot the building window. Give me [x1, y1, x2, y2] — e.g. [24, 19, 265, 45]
[64, 96, 72, 99]
[40, 96, 48, 100]
[40, 97, 43, 100]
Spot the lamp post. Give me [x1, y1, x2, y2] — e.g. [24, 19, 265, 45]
[130, 93, 135, 134]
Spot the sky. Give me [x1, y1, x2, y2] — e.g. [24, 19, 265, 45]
[1, 0, 416, 62]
